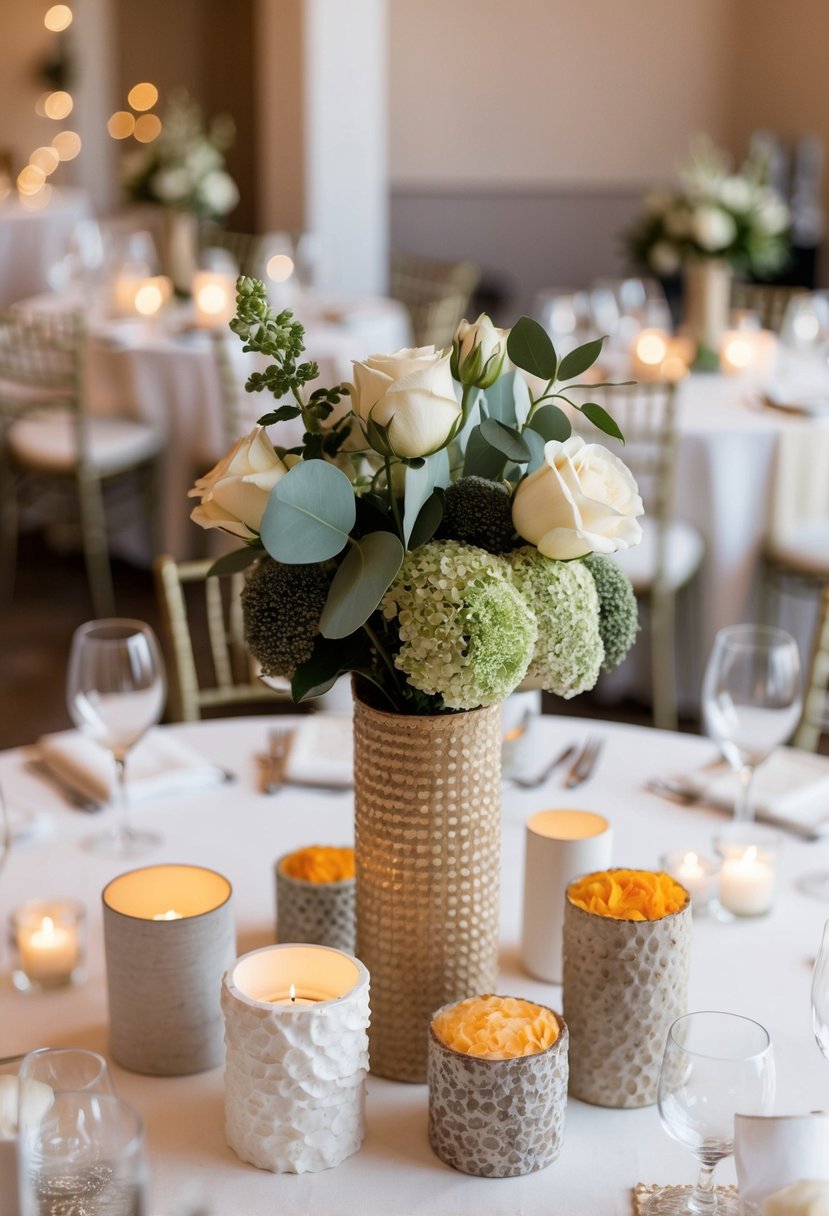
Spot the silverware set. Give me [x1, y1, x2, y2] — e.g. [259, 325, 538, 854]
[646, 776, 827, 842]
[508, 734, 604, 790]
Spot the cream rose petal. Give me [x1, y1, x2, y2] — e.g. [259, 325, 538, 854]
[190, 499, 256, 539]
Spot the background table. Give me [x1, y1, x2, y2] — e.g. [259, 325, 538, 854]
[1, 713, 826, 1215]
[0, 189, 90, 307]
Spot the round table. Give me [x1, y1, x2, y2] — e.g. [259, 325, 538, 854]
[1, 713, 825, 1215]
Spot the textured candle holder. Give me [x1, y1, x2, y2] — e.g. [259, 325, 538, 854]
[427, 998, 569, 1178]
[275, 855, 356, 955]
[221, 943, 370, 1174]
[102, 865, 235, 1076]
[562, 871, 691, 1108]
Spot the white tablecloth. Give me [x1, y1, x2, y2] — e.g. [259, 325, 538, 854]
[0, 713, 825, 1215]
[0, 190, 90, 307]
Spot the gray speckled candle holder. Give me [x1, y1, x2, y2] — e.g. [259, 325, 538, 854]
[562, 872, 691, 1109]
[275, 856, 355, 955]
[427, 1000, 569, 1178]
[102, 864, 235, 1077]
[222, 944, 370, 1174]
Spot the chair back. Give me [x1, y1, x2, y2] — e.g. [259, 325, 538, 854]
[0, 309, 83, 405]
[389, 252, 480, 348]
[766, 426, 829, 549]
[794, 583, 829, 751]
[569, 381, 679, 591]
[730, 282, 807, 332]
[154, 554, 290, 721]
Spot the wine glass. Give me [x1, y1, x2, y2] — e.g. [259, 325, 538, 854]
[66, 619, 166, 858]
[812, 919, 829, 1062]
[645, 1011, 776, 1216]
[18, 1048, 114, 1097]
[701, 624, 802, 823]
[17, 1092, 147, 1216]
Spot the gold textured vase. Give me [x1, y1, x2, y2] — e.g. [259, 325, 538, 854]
[353, 692, 502, 1083]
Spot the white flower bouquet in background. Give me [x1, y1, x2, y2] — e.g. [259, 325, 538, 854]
[624, 135, 790, 278]
[122, 90, 238, 218]
[188, 280, 642, 715]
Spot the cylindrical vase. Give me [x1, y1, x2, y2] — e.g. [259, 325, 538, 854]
[682, 258, 732, 365]
[562, 871, 691, 1108]
[275, 851, 355, 955]
[353, 692, 502, 1083]
[521, 809, 612, 984]
[102, 864, 235, 1076]
[427, 997, 569, 1177]
[221, 943, 370, 1174]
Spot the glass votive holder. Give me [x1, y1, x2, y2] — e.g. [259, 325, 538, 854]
[660, 850, 721, 916]
[713, 825, 782, 918]
[9, 899, 86, 992]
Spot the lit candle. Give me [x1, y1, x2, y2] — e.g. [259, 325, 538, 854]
[268, 982, 322, 1007]
[718, 844, 776, 916]
[113, 273, 172, 318]
[660, 850, 720, 909]
[193, 270, 236, 327]
[10, 900, 85, 990]
[151, 909, 183, 921]
[631, 329, 693, 381]
[720, 328, 777, 378]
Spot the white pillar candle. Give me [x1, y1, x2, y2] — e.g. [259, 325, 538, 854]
[193, 270, 237, 327]
[10, 900, 85, 990]
[102, 864, 235, 1075]
[718, 844, 776, 916]
[221, 943, 370, 1174]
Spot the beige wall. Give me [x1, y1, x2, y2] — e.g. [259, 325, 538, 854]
[389, 0, 737, 188]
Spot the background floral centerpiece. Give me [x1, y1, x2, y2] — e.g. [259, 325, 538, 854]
[189, 278, 643, 1080]
[624, 136, 791, 362]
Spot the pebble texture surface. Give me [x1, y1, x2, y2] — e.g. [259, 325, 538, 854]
[221, 954, 370, 1174]
[275, 863, 356, 955]
[427, 1003, 569, 1177]
[353, 696, 502, 1082]
[562, 883, 691, 1108]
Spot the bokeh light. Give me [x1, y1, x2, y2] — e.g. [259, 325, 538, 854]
[30, 146, 60, 175]
[107, 111, 135, 139]
[135, 283, 165, 316]
[44, 5, 73, 31]
[128, 83, 158, 112]
[134, 114, 162, 143]
[44, 91, 73, 120]
[266, 254, 295, 283]
[17, 165, 46, 196]
[52, 130, 81, 160]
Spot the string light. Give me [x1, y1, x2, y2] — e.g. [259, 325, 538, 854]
[107, 111, 135, 139]
[44, 4, 73, 31]
[44, 91, 73, 120]
[29, 146, 60, 175]
[134, 114, 162, 143]
[127, 83, 158, 112]
[16, 165, 46, 196]
[52, 130, 81, 160]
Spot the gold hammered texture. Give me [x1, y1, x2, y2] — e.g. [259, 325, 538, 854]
[562, 896, 691, 1108]
[353, 698, 502, 1083]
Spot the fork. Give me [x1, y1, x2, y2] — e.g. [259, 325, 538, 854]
[562, 736, 604, 789]
[510, 743, 577, 789]
[264, 729, 293, 795]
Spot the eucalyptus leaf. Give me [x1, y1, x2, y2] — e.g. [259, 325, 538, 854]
[482, 371, 517, 425]
[206, 546, 262, 578]
[260, 461, 356, 563]
[557, 337, 605, 382]
[291, 632, 372, 702]
[402, 450, 448, 545]
[462, 424, 506, 480]
[522, 427, 548, 474]
[479, 417, 531, 463]
[408, 488, 445, 549]
[506, 316, 557, 381]
[579, 402, 625, 442]
[528, 403, 572, 443]
[320, 531, 404, 639]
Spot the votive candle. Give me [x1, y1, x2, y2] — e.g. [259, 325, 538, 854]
[10, 900, 85, 991]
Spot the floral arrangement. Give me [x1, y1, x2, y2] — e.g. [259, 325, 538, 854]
[122, 91, 239, 218]
[188, 278, 643, 715]
[568, 869, 687, 920]
[624, 136, 790, 278]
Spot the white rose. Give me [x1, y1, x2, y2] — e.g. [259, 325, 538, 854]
[152, 167, 192, 203]
[755, 192, 789, 235]
[719, 175, 753, 212]
[649, 241, 681, 276]
[188, 425, 289, 538]
[691, 205, 737, 252]
[350, 346, 461, 458]
[511, 435, 644, 560]
[199, 170, 239, 216]
[451, 313, 508, 388]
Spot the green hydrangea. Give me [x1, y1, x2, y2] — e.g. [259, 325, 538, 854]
[437, 476, 516, 553]
[584, 553, 639, 671]
[381, 540, 537, 710]
[241, 557, 332, 679]
[507, 546, 604, 698]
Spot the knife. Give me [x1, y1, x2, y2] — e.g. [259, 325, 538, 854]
[645, 778, 827, 842]
[24, 759, 103, 813]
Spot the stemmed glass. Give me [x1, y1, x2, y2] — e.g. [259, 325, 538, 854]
[701, 624, 802, 823]
[812, 919, 829, 1062]
[66, 619, 166, 858]
[646, 1011, 776, 1216]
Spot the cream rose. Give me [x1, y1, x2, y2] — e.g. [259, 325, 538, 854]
[452, 313, 508, 388]
[188, 425, 289, 539]
[350, 346, 461, 458]
[511, 435, 643, 560]
[691, 205, 737, 252]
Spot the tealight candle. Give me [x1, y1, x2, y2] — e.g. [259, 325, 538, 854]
[193, 270, 236, 327]
[221, 944, 370, 1173]
[102, 864, 234, 1075]
[631, 329, 693, 382]
[10, 900, 85, 991]
[660, 850, 721, 911]
[113, 272, 172, 318]
[720, 328, 777, 378]
[714, 826, 780, 917]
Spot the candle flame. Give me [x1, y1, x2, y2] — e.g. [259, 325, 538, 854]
[41, 916, 55, 937]
[152, 909, 183, 921]
[740, 845, 759, 866]
[684, 852, 699, 866]
[289, 983, 297, 1003]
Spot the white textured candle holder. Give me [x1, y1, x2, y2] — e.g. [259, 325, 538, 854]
[275, 856, 355, 955]
[428, 999, 569, 1178]
[221, 944, 370, 1174]
[102, 865, 235, 1076]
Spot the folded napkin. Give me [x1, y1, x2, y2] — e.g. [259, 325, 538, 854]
[764, 385, 829, 417]
[283, 715, 353, 789]
[735, 1113, 829, 1211]
[30, 728, 227, 805]
[675, 747, 829, 835]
